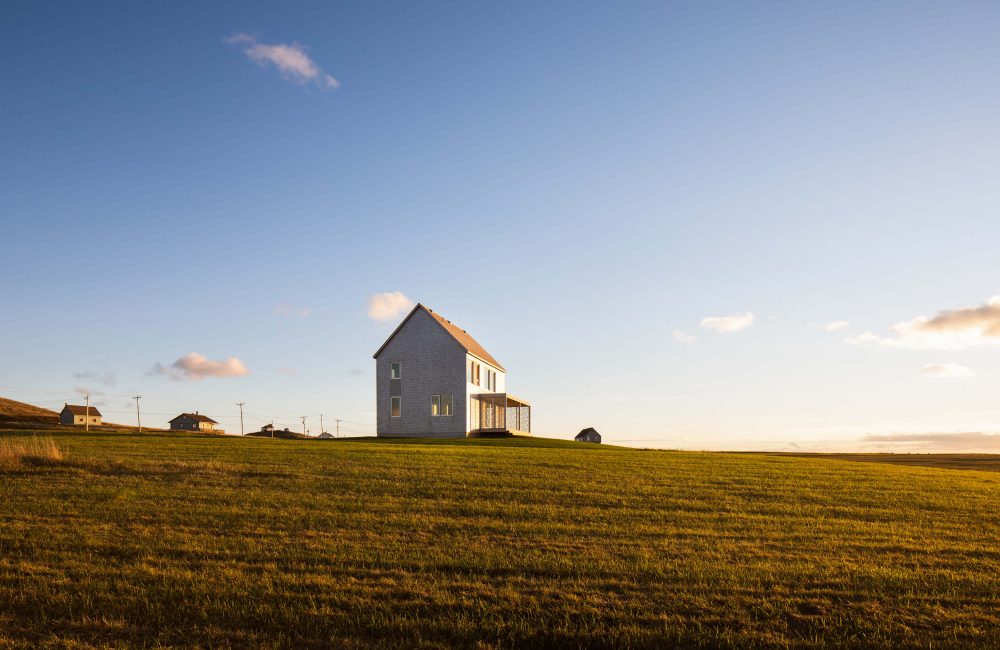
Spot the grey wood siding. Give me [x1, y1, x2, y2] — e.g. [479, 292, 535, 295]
[375, 308, 469, 437]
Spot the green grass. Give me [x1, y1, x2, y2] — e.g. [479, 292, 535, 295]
[760, 452, 1000, 473]
[2, 431, 1000, 648]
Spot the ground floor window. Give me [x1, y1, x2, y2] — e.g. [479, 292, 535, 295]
[432, 394, 453, 416]
[391, 396, 401, 417]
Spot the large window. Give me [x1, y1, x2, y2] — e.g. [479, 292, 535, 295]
[390, 362, 401, 380]
[390, 396, 401, 417]
[432, 394, 453, 416]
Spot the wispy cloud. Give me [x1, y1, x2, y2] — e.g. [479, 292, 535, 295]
[368, 291, 414, 321]
[348, 368, 364, 377]
[921, 363, 975, 378]
[846, 295, 1000, 351]
[824, 321, 850, 332]
[74, 386, 104, 397]
[700, 312, 755, 334]
[277, 367, 297, 376]
[225, 33, 339, 89]
[74, 370, 116, 386]
[672, 329, 698, 344]
[273, 302, 311, 318]
[149, 353, 250, 381]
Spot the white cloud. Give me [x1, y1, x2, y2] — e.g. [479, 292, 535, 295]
[368, 292, 414, 321]
[672, 329, 698, 344]
[844, 331, 881, 347]
[700, 312, 755, 334]
[844, 296, 1000, 351]
[824, 321, 850, 332]
[225, 33, 340, 89]
[150, 353, 250, 381]
[74, 386, 104, 397]
[921, 363, 975, 378]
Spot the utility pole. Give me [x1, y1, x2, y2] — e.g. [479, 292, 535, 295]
[301, 415, 307, 437]
[335, 419, 341, 438]
[320, 414, 324, 437]
[236, 402, 245, 436]
[85, 394, 90, 432]
[133, 395, 142, 432]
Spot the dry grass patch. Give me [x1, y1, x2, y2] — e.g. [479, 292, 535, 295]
[0, 435, 65, 468]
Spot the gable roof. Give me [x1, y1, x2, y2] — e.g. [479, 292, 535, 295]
[169, 412, 218, 424]
[372, 303, 505, 371]
[575, 427, 600, 440]
[62, 404, 102, 416]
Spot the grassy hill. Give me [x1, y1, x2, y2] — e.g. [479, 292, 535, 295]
[0, 397, 162, 432]
[2, 430, 999, 648]
[0, 396, 59, 426]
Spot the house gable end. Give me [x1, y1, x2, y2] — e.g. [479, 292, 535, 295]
[373, 304, 505, 371]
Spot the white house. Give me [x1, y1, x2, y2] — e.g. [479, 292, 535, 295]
[60, 404, 102, 426]
[168, 412, 221, 433]
[373, 304, 531, 438]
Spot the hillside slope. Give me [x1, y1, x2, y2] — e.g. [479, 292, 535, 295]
[0, 397, 59, 425]
[2, 432, 999, 647]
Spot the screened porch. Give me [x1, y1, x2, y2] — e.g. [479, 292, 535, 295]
[469, 393, 531, 435]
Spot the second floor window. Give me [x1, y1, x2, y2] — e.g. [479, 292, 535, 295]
[391, 362, 401, 380]
[470, 361, 480, 385]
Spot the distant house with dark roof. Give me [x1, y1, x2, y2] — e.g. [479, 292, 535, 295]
[60, 404, 102, 426]
[575, 428, 601, 443]
[169, 412, 221, 433]
[373, 303, 531, 438]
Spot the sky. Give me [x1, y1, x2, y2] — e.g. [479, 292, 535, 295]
[2, 1, 1000, 451]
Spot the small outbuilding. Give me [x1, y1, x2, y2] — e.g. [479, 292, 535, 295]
[60, 404, 102, 426]
[575, 427, 601, 443]
[169, 412, 221, 433]
[317, 431, 334, 439]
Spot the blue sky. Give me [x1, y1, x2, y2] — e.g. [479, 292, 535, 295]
[3, 2, 1000, 450]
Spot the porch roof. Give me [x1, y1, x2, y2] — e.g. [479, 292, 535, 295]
[471, 392, 531, 407]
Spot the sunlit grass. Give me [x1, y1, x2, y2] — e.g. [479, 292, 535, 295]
[2, 430, 999, 648]
[0, 434, 64, 468]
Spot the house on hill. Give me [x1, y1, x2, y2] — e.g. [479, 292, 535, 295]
[575, 428, 601, 443]
[169, 412, 222, 433]
[60, 404, 102, 426]
[373, 303, 531, 438]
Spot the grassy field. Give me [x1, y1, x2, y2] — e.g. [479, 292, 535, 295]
[763, 452, 1000, 473]
[2, 431, 1000, 648]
